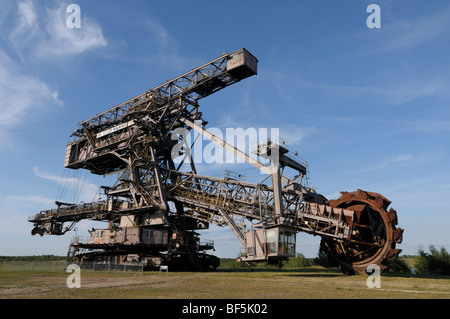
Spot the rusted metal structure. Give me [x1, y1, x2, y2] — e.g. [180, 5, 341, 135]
[29, 48, 403, 274]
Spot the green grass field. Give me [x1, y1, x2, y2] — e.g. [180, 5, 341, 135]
[1, 265, 449, 299]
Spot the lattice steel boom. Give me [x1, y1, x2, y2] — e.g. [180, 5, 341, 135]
[29, 48, 403, 274]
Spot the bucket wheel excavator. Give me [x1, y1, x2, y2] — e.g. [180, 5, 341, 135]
[29, 48, 403, 274]
[321, 190, 403, 274]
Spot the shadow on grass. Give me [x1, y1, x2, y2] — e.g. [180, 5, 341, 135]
[215, 267, 450, 279]
[282, 267, 343, 278]
[215, 267, 343, 277]
[383, 272, 450, 280]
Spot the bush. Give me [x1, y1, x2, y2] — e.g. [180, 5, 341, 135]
[385, 257, 411, 274]
[219, 258, 249, 269]
[313, 251, 333, 268]
[284, 253, 311, 268]
[415, 245, 450, 276]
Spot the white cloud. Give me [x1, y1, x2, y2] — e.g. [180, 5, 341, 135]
[294, 76, 444, 106]
[0, 52, 62, 126]
[0, 50, 62, 148]
[278, 124, 317, 146]
[370, 6, 450, 53]
[33, 167, 101, 204]
[326, 116, 450, 135]
[8, 0, 107, 60]
[38, 2, 107, 58]
[5, 195, 54, 208]
[406, 119, 450, 133]
[123, 14, 199, 72]
[0, 192, 54, 236]
[357, 153, 414, 173]
[0, 1, 109, 148]
[16, 0, 38, 32]
[144, 17, 182, 68]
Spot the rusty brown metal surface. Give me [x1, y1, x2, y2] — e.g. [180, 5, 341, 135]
[321, 189, 403, 275]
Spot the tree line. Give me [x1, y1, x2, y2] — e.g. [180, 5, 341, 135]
[0, 255, 66, 262]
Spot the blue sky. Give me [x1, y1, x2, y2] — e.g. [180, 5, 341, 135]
[0, 0, 449, 258]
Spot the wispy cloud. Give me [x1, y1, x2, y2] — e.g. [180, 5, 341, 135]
[279, 124, 317, 146]
[359, 154, 412, 173]
[15, 0, 38, 34]
[0, 51, 62, 125]
[8, 0, 107, 60]
[4, 195, 54, 208]
[140, 15, 197, 72]
[357, 152, 439, 173]
[405, 119, 450, 133]
[0, 1, 108, 148]
[0, 192, 54, 236]
[268, 66, 448, 107]
[0, 51, 62, 148]
[326, 116, 450, 134]
[369, 6, 450, 53]
[326, 81, 444, 106]
[33, 167, 100, 204]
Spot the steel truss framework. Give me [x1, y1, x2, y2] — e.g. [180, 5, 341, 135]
[29, 48, 403, 274]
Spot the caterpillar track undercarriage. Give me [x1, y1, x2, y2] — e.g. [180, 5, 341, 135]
[29, 48, 403, 274]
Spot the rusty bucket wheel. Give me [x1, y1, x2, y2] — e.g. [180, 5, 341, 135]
[320, 189, 403, 275]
